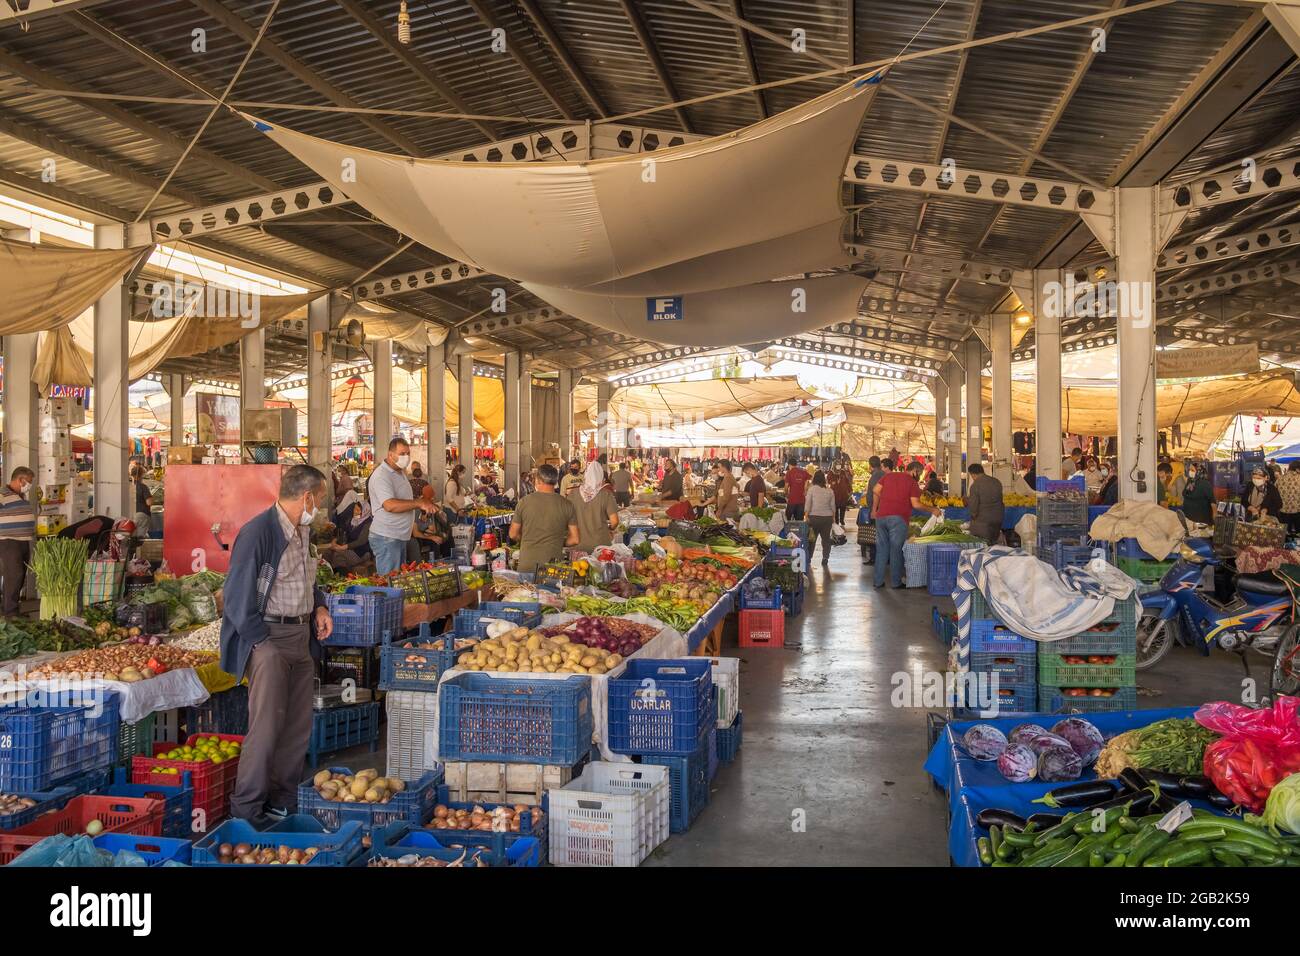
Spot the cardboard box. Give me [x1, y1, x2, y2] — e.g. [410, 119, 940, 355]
[167, 445, 204, 464]
[38, 397, 86, 426]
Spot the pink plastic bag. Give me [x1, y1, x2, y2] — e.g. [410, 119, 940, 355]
[1195, 696, 1300, 811]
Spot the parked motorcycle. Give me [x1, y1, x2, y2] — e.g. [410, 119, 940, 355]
[1137, 537, 1300, 699]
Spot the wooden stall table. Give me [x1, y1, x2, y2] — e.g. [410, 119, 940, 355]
[401, 585, 492, 631]
[691, 618, 725, 657]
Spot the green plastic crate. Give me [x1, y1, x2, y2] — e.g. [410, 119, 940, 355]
[117, 712, 156, 767]
[1116, 556, 1174, 582]
[1038, 652, 1136, 688]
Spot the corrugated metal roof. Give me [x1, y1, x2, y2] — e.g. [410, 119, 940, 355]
[0, 0, 1297, 381]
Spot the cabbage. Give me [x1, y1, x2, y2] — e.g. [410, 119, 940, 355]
[1051, 717, 1106, 764]
[962, 724, 1008, 761]
[1256, 773, 1300, 835]
[1024, 731, 1073, 755]
[997, 743, 1037, 783]
[1037, 744, 1084, 782]
[1008, 723, 1051, 746]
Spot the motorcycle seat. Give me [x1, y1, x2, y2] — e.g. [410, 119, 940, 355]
[1235, 572, 1290, 598]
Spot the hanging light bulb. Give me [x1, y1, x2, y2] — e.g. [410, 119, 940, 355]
[397, 0, 412, 45]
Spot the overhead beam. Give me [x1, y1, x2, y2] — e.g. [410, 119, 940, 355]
[333, 0, 497, 140]
[779, 336, 948, 372]
[0, 0, 113, 23]
[461, 0, 573, 119]
[845, 154, 1113, 217]
[1161, 151, 1300, 213]
[845, 242, 1024, 285]
[727, 0, 767, 119]
[1155, 256, 1300, 303]
[187, 0, 425, 156]
[1158, 220, 1300, 271]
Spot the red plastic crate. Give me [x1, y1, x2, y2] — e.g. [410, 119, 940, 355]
[739, 609, 785, 648]
[0, 832, 42, 865]
[131, 733, 244, 833]
[11, 794, 163, 837]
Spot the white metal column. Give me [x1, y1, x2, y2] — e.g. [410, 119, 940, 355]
[306, 294, 332, 476]
[963, 337, 985, 468]
[596, 381, 613, 456]
[92, 223, 131, 518]
[556, 369, 574, 461]
[1033, 269, 1064, 481]
[373, 339, 394, 450]
[519, 363, 533, 476]
[990, 313, 1013, 485]
[240, 329, 266, 413]
[504, 352, 521, 493]
[426, 342, 446, 496]
[1116, 186, 1159, 501]
[457, 354, 475, 471]
[946, 360, 963, 492]
[930, 373, 948, 486]
[166, 374, 186, 449]
[1, 227, 38, 476]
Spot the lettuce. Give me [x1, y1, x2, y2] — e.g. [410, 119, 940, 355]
[1256, 773, 1300, 835]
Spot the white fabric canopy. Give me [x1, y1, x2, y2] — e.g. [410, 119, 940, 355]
[0, 239, 148, 334]
[247, 72, 882, 347]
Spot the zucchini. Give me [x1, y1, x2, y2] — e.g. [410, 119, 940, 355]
[1211, 847, 1246, 867]
[1147, 843, 1211, 868]
[977, 836, 993, 865]
[1125, 826, 1171, 867]
[1002, 828, 1038, 848]
[1032, 812, 1081, 848]
[989, 825, 1003, 861]
[1105, 851, 1127, 867]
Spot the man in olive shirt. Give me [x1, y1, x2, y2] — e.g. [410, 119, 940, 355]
[610, 462, 634, 507]
[510, 463, 579, 572]
[713, 459, 742, 520]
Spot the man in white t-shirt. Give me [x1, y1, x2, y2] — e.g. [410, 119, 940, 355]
[367, 436, 435, 575]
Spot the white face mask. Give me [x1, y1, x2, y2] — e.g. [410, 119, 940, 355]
[1100, 469, 1110, 478]
[1253, 478, 1266, 488]
[19, 482, 30, 495]
[299, 495, 317, 526]
[396, 454, 411, 469]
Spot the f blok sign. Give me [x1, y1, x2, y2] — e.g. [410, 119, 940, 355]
[647, 296, 683, 322]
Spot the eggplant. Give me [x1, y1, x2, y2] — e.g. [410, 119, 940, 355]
[976, 808, 1027, 832]
[1150, 792, 1182, 815]
[1117, 768, 1151, 794]
[1027, 812, 1066, 829]
[1087, 785, 1158, 816]
[1176, 775, 1213, 798]
[1205, 790, 1237, 810]
[1138, 769, 1187, 791]
[1032, 780, 1119, 809]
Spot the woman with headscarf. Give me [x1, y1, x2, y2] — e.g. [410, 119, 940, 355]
[334, 472, 360, 525]
[1244, 464, 1283, 522]
[567, 459, 620, 552]
[322, 493, 373, 571]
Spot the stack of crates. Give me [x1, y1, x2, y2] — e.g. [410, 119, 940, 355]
[608, 660, 713, 833]
[960, 591, 1038, 715]
[1114, 538, 1175, 583]
[1038, 596, 1139, 713]
[1035, 476, 1089, 568]
[762, 544, 805, 616]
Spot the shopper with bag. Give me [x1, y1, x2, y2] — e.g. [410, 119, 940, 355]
[871, 459, 938, 588]
[804, 471, 837, 568]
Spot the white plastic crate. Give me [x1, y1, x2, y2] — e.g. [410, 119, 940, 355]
[549, 761, 670, 867]
[153, 707, 182, 743]
[702, 656, 739, 728]
[443, 759, 583, 805]
[386, 689, 439, 781]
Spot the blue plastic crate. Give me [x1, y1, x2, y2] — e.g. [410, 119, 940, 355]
[1037, 497, 1088, 529]
[1036, 541, 1099, 571]
[1087, 505, 1108, 528]
[185, 684, 249, 736]
[1038, 685, 1138, 713]
[716, 712, 742, 763]
[607, 659, 714, 756]
[783, 588, 804, 617]
[967, 619, 1038, 655]
[0, 693, 120, 792]
[101, 767, 194, 839]
[1038, 524, 1088, 547]
[325, 585, 404, 647]
[478, 601, 543, 628]
[92, 833, 191, 866]
[0, 785, 76, 831]
[308, 702, 380, 767]
[380, 623, 476, 692]
[1036, 475, 1086, 494]
[453, 605, 538, 639]
[968, 648, 1037, 685]
[1116, 537, 1156, 560]
[297, 768, 440, 831]
[739, 582, 783, 610]
[926, 544, 967, 596]
[439, 673, 592, 765]
[780, 520, 810, 546]
[369, 825, 541, 867]
[955, 678, 1037, 714]
[431, 785, 549, 859]
[932, 606, 956, 646]
[192, 818, 365, 866]
[637, 731, 710, 834]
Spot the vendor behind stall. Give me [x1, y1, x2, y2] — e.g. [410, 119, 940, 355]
[510, 463, 579, 572]
[0, 467, 35, 616]
[569, 461, 620, 552]
[657, 458, 684, 501]
[1244, 464, 1282, 523]
[712, 459, 742, 520]
[743, 462, 766, 508]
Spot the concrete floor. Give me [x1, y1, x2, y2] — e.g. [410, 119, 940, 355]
[329, 543, 1253, 866]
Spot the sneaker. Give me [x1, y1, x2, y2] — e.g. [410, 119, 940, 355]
[262, 804, 290, 821]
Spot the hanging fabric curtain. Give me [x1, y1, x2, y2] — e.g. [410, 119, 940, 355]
[34, 290, 320, 390]
[245, 72, 884, 347]
[0, 239, 150, 335]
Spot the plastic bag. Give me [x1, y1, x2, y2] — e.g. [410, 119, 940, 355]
[1195, 696, 1300, 812]
[181, 583, 218, 624]
[8, 834, 113, 867]
[919, 513, 944, 536]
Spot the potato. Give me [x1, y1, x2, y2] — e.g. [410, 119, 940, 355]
[606, 654, 622, 667]
[504, 645, 519, 661]
[589, 664, 607, 675]
[349, 779, 370, 798]
[511, 627, 529, 639]
[552, 634, 569, 645]
[580, 655, 598, 668]
[313, 770, 332, 788]
[525, 634, 542, 651]
[550, 652, 562, 665]
[364, 787, 382, 803]
[545, 664, 557, 673]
